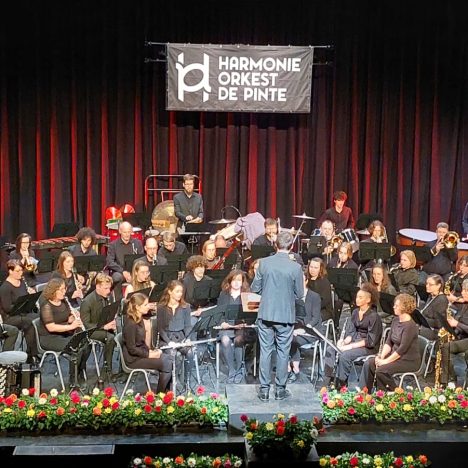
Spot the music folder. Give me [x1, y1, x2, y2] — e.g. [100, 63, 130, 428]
[73, 255, 106, 274]
[124, 254, 144, 272]
[307, 235, 327, 256]
[411, 308, 432, 329]
[63, 327, 97, 354]
[438, 313, 457, 337]
[126, 286, 161, 303]
[415, 284, 429, 303]
[149, 264, 179, 284]
[166, 253, 191, 272]
[241, 292, 261, 312]
[358, 242, 392, 262]
[193, 279, 218, 307]
[404, 245, 433, 264]
[9, 291, 42, 316]
[379, 291, 397, 316]
[225, 304, 257, 325]
[96, 301, 120, 328]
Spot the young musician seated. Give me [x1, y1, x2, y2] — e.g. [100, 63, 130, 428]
[123, 292, 173, 393]
[359, 293, 420, 391]
[51, 251, 84, 308]
[216, 270, 256, 384]
[306, 257, 334, 323]
[69, 227, 97, 257]
[38, 278, 89, 387]
[9, 232, 39, 286]
[252, 218, 278, 247]
[202, 239, 222, 270]
[418, 274, 448, 341]
[370, 264, 397, 325]
[391, 250, 419, 296]
[80, 273, 117, 376]
[328, 242, 358, 269]
[182, 255, 212, 310]
[157, 231, 188, 261]
[0, 259, 39, 363]
[156, 280, 194, 388]
[440, 279, 468, 385]
[287, 280, 322, 383]
[323, 283, 383, 388]
[124, 260, 156, 298]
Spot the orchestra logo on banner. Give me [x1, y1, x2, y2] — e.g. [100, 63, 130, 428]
[167, 44, 314, 113]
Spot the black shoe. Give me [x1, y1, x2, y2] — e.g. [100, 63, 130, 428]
[258, 389, 270, 402]
[275, 388, 291, 400]
[287, 371, 299, 384]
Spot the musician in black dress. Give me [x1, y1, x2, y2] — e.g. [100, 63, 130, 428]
[0, 260, 38, 362]
[69, 227, 97, 257]
[440, 279, 468, 385]
[306, 257, 334, 323]
[323, 283, 383, 388]
[446, 255, 468, 307]
[106, 221, 144, 300]
[318, 191, 355, 232]
[156, 280, 194, 388]
[38, 278, 89, 386]
[9, 233, 38, 286]
[216, 270, 256, 383]
[123, 292, 173, 393]
[359, 293, 420, 391]
[391, 250, 419, 296]
[50, 251, 84, 308]
[418, 274, 448, 341]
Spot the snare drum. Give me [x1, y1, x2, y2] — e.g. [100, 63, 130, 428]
[396, 228, 437, 247]
[458, 242, 468, 262]
[341, 228, 360, 253]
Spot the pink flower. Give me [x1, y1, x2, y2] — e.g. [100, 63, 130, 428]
[347, 407, 356, 415]
[376, 390, 385, 398]
[210, 392, 219, 399]
[196, 385, 205, 395]
[240, 414, 248, 422]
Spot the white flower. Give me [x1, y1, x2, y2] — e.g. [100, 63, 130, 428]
[234, 461, 242, 467]
[310, 428, 318, 438]
[187, 458, 196, 467]
[438, 395, 446, 403]
[155, 399, 163, 406]
[363, 458, 371, 465]
[50, 388, 58, 397]
[163, 457, 171, 464]
[122, 400, 130, 408]
[405, 385, 414, 391]
[92, 387, 100, 396]
[133, 458, 142, 466]
[21, 388, 29, 396]
[38, 397, 47, 405]
[126, 389, 134, 395]
[448, 382, 456, 389]
[429, 396, 437, 404]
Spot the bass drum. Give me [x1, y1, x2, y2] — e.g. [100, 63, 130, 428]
[151, 200, 178, 234]
[213, 222, 239, 242]
[396, 228, 436, 247]
[458, 242, 468, 262]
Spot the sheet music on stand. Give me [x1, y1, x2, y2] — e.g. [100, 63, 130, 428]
[149, 264, 179, 284]
[73, 255, 107, 275]
[251, 245, 275, 260]
[411, 308, 433, 330]
[9, 292, 42, 316]
[124, 254, 144, 272]
[96, 302, 120, 328]
[358, 242, 392, 262]
[166, 254, 191, 272]
[63, 327, 97, 354]
[404, 245, 433, 264]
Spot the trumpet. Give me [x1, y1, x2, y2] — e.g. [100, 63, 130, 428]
[23, 255, 37, 272]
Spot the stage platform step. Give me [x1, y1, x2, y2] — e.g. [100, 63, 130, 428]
[226, 383, 323, 431]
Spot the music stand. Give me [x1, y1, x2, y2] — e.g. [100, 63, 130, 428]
[126, 286, 152, 301]
[149, 265, 179, 284]
[73, 255, 106, 275]
[193, 279, 218, 308]
[307, 236, 327, 257]
[306, 325, 342, 355]
[251, 244, 275, 260]
[411, 308, 433, 329]
[327, 268, 359, 304]
[224, 304, 257, 325]
[415, 284, 429, 303]
[9, 292, 42, 316]
[96, 302, 120, 329]
[63, 327, 97, 354]
[124, 254, 143, 272]
[358, 243, 392, 262]
[377, 291, 396, 317]
[404, 246, 433, 264]
[166, 253, 191, 272]
[37, 257, 56, 274]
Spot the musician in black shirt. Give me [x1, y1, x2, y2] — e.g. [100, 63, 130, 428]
[252, 218, 278, 247]
[173, 174, 204, 225]
[9, 233, 38, 286]
[69, 227, 97, 257]
[318, 191, 355, 232]
[157, 231, 188, 261]
[138, 236, 167, 266]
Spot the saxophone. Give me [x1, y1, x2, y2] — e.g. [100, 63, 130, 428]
[434, 303, 456, 388]
[444, 272, 457, 295]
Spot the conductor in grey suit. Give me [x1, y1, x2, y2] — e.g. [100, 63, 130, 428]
[251, 231, 304, 401]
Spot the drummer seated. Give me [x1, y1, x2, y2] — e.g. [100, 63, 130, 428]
[106, 221, 144, 300]
[252, 218, 278, 248]
[421, 222, 458, 282]
[157, 231, 189, 262]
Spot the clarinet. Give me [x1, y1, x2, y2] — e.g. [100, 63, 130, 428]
[372, 332, 386, 390]
[332, 317, 349, 387]
[64, 296, 86, 331]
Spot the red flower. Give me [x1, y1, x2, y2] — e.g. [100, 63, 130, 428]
[70, 392, 80, 404]
[102, 398, 110, 408]
[289, 415, 298, 424]
[37, 411, 47, 419]
[104, 387, 113, 398]
[394, 457, 403, 467]
[355, 395, 364, 403]
[339, 385, 348, 393]
[347, 407, 356, 415]
[4, 397, 13, 407]
[407, 392, 413, 401]
[155, 406, 162, 412]
[330, 457, 338, 465]
[144, 404, 152, 413]
[350, 456, 359, 466]
[134, 394, 142, 403]
[69, 407, 77, 414]
[146, 393, 155, 404]
[28, 388, 35, 396]
[419, 455, 428, 464]
[163, 392, 174, 404]
[201, 407, 207, 414]
[277, 419, 285, 427]
[56, 407, 65, 416]
[240, 414, 248, 423]
[143, 456, 153, 465]
[337, 399, 344, 407]
[49, 398, 57, 405]
[17, 400, 26, 409]
[112, 402, 119, 411]
[177, 398, 185, 407]
[276, 425, 285, 436]
[174, 456, 184, 464]
[461, 400, 468, 408]
[196, 385, 205, 395]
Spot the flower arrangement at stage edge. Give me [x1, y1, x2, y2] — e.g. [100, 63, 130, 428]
[318, 451, 430, 467]
[0, 386, 228, 433]
[320, 383, 468, 424]
[241, 413, 322, 459]
[130, 453, 243, 467]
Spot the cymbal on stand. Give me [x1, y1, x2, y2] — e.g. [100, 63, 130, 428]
[209, 218, 236, 225]
[292, 212, 316, 220]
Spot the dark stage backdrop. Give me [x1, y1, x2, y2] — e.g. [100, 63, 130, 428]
[1, 1, 467, 243]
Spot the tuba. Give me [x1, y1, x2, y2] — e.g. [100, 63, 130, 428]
[443, 231, 460, 249]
